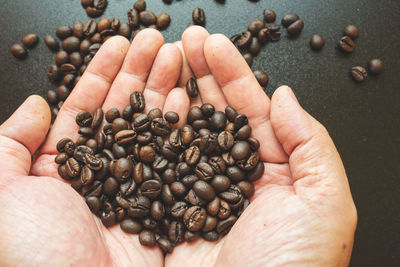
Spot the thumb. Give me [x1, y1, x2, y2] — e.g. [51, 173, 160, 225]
[0, 95, 51, 176]
[271, 86, 353, 201]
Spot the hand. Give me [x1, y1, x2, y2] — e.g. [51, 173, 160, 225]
[164, 26, 357, 266]
[0, 29, 187, 266]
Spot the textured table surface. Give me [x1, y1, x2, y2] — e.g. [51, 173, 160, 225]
[1, 0, 399, 266]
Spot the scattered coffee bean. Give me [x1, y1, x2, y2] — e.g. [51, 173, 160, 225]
[344, 25, 359, 40]
[368, 59, 384, 75]
[192, 8, 206, 26]
[338, 36, 356, 53]
[248, 19, 265, 36]
[287, 19, 304, 36]
[140, 11, 157, 26]
[44, 35, 60, 51]
[10, 44, 27, 59]
[22, 34, 39, 49]
[134, 0, 146, 12]
[253, 70, 269, 86]
[157, 13, 171, 30]
[351, 66, 368, 82]
[310, 34, 325, 50]
[237, 31, 252, 48]
[263, 9, 276, 23]
[281, 13, 300, 27]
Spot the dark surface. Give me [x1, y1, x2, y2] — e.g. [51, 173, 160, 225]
[0, 0, 399, 266]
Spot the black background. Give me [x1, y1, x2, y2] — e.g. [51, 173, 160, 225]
[0, 0, 399, 266]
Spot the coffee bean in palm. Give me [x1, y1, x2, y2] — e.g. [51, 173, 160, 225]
[253, 70, 269, 86]
[157, 237, 173, 254]
[237, 31, 252, 48]
[134, 0, 146, 12]
[120, 218, 142, 234]
[237, 180, 255, 198]
[118, 23, 131, 39]
[248, 19, 265, 36]
[48, 64, 61, 83]
[139, 11, 157, 26]
[282, 13, 300, 27]
[86, 196, 102, 214]
[56, 25, 72, 40]
[216, 215, 237, 235]
[62, 36, 80, 53]
[164, 111, 179, 124]
[310, 34, 325, 50]
[139, 230, 156, 247]
[183, 206, 207, 231]
[22, 34, 38, 49]
[169, 221, 184, 244]
[247, 161, 264, 181]
[105, 108, 120, 123]
[209, 111, 226, 131]
[44, 35, 59, 51]
[264, 9, 276, 23]
[192, 8, 206, 26]
[287, 20, 304, 36]
[231, 141, 251, 161]
[368, 59, 384, 75]
[202, 231, 219, 241]
[344, 25, 359, 40]
[351, 66, 368, 82]
[157, 13, 171, 30]
[130, 92, 145, 112]
[10, 44, 27, 59]
[338, 36, 356, 53]
[186, 77, 199, 98]
[249, 37, 261, 56]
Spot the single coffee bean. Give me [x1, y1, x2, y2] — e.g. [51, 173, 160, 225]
[47, 90, 58, 105]
[237, 31, 252, 48]
[268, 23, 280, 32]
[56, 25, 72, 39]
[234, 114, 248, 130]
[195, 162, 214, 181]
[235, 125, 252, 140]
[86, 6, 104, 18]
[202, 215, 218, 232]
[157, 13, 171, 29]
[184, 206, 207, 231]
[91, 107, 103, 129]
[151, 200, 165, 220]
[151, 118, 171, 136]
[85, 196, 102, 214]
[47, 64, 60, 83]
[69, 52, 82, 68]
[130, 92, 145, 112]
[22, 34, 39, 49]
[161, 184, 176, 205]
[208, 156, 226, 174]
[63, 74, 75, 88]
[65, 157, 81, 178]
[170, 181, 187, 198]
[344, 25, 359, 40]
[310, 34, 325, 50]
[93, 0, 107, 9]
[128, 195, 151, 218]
[83, 19, 97, 37]
[10, 44, 27, 59]
[248, 19, 265, 36]
[218, 199, 231, 219]
[139, 11, 157, 26]
[247, 161, 264, 181]
[187, 106, 203, 123]
[111, 17, 120, 31]
[199, 134, 217, 155]
[62, 36, 80, 53]
[186, 77, 199, 98]
[161, 168, 176, 184]
[216, 215, 237, 235]
[193, 180, 215, 201]
[258, 28, 271, 44]
[270, 31, 281, 42]
[202, 231, 219, 241]
[170, 201, 188, 219]
[120, 218, 142, 234]
[164, 111, 179, 124]
[43, 35, 59, 52]
[253, 70, 269, 86]
[248, 137, 260, 151]
[209, 111, 227, 131]
[230, 34, 241, 44]
[237, 180, 255, 198]
[231, 141, 251, 160]
[249, 37, 262, 56]
[147, 108, 162, 120]
[139, 145, 155, 163]
[264, 9, 276, 23]
[118, 23, 131, 39]
[287, 20, 304, 36]
[80, 165, 95, 186]
[281, 13, 300, 27]
[181, 125, 195, 146]
[169, 221, 184, 244]
[112, 118, 129, 135]
[113, 158, 133, 182]
[192, 8, 206, 26]
[81, 0, 93, 8]
[226, 166, 246, 182]
[76, 111, 93, 127]
[105, 108, 120, 123]
[114, 130, 136, 145]
[137, 131, 153, 145]
[60, 63, 76, 75]
[224, 106, 237, 122]
[103, 177, 119, 196]
[133, 0, 146, 11]
[141, 179, 162, 199]
[55, 153, 68, 164]
[139, 230, 156, 247]
[157, 237, 173, 254]
[351, 66, 368, 82]
[101, 210, 117, 227]
[338, 36, 356, 53]
[185, 146, 200, 165]
[368, 59, 384, 75]
[206, 196, 220, 216]
[211, 175, 231, 193]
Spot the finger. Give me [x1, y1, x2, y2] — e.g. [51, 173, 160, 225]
[102, 29, 164, 112]
[0, 96, 50, 176]
[203, 34, 287, 163]
[40, 36, 130, 154]
[182, 26, 228, 111]
[143, 43, 183, 112]
[271, 86, 353, 199]
[163, 87, 190, 128]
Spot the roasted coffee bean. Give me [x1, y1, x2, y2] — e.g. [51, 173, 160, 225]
[187, 189, 206, 206]
[63, 74, 75, 88]
[169, 221, 184, 244]
[157, 237, 173, 254]
[248, 19, 265, 36]
[270, 31, 281, 42]
[182, 125, 195, 146]
[110, 17, 120, 31]
[344, 25, 359, 40]
[236, 125, 252, 140]
[195, 162, 214, 181]
[161, 184, 175, 205]
[234, 114, 248, 130]
[237, 31, 252, 48]
[139, 11, 157, 26]
[56, 138, 72, 153]
[22, 33, 38, 49]
[79, 127, 94, 137]
[369, 59, 384, 75]
[65, 157, 81, 178]
[247, 161, 264, 182]
[56, 25, 72, 39]
[207, 196, 220, 216]
[105, 108, 120, 123]
[202, 215, 218, 232]
[184, 231, 200, 242]
[133, 0, 146, 11]
[150, 200, 165, 220]
[81, 180, 103, 197]
[89, 43, 101, 55]
[57, 85, 69, 101]
[287, 19, 304, 36]
[258, 28, 271, 44]
[128, 195, 151, 218]
[164, 111, 179, 124]
[83, 19, 97, 37]
[86, 6, 104, 18]
[224, 106, 238, 122]
[76, 136, 88, 147]
[120, 218, 142, 234]
[231, 141, 251, 160]
[93, 0, 107, 9]
[139, 230, 156, 247]
[226, 166, 245, 182]
[282, 13, 300, 27]
[151, 118, 170, 136]
[90, 108, 103, 129]
[217, 215, 237, 235]
[193, 180, 215, 201]
[73, 145, 93, 163]
[118, 23, 131, 39]
[141, 217, 158, 230]
[85, 196, 102, 214]
[170, 201, 188, 219]
[351, 66, 368, 82]
[202, 231, 219, 241]
[60, 63, 76, 75]
[113, 158, 133, 182]
[170, 181, 187, 198]
[79, 39, 91, 55]
[130, 92, 145, 112]
[181, 174, 198, 188]
[115, 130, 137, 145]
[157, 13, 171, 30]
[248, 137, 260, 151]
[217, 131, 234, 150]
[268, 23, 280, 32]
[218, 199, 231, 219]
[186, 77, 199, 98]
[84, 153, 103, 170]
[141, 179, 162, 199]
[58, 164, 71, 180]
[310, 34, 325, 50]
[249, 37, 262, 55]
[161, 168, 176, 184]
[103, 177, 119, 196]
[62, 36, 80, 53]
[187, 106, 203, 123]
[70, 52, 83, 68]
[185, 146, 201, 165]
[55, 153, 68, 164]
[81, 0, 93, 8]
[192, 8, 205, 26]
[237, 151, 259, 170]
[208, 156, 226, 174]
[237, 180, 255, 198]
[44, 35, 59, 51]
[112, 118, 129, 135]
[243, 53, 254, 67]
[230, 34, 241, 44]
[199, 134, 217, 154]
[101, 210, 117, 227]
[211, 175, 231, 193]
[139, 145, 155, 164]
[80, 165, 95, 186]
[183, 206, 207, 231]
[264, 9, 276, 23]
[338, 36, 356, 53]
[72, 22, 84, 39]
[148, 108, 163, 120]
[254, 70, 269, 86]
[48, 64, 61, 83]
[209, 111, 226, 131]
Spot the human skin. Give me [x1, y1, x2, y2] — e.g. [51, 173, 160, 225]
[0, 27, 357, 267]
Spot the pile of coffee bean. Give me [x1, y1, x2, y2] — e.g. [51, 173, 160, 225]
[230, 10, 304, 88]
[82, 0, 108, 18]
[55, 89, 263, 253]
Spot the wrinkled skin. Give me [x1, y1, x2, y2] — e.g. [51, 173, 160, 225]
[0, 27, 356, 267]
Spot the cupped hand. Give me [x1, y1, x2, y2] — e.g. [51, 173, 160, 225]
[165, 26, 357, 267]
